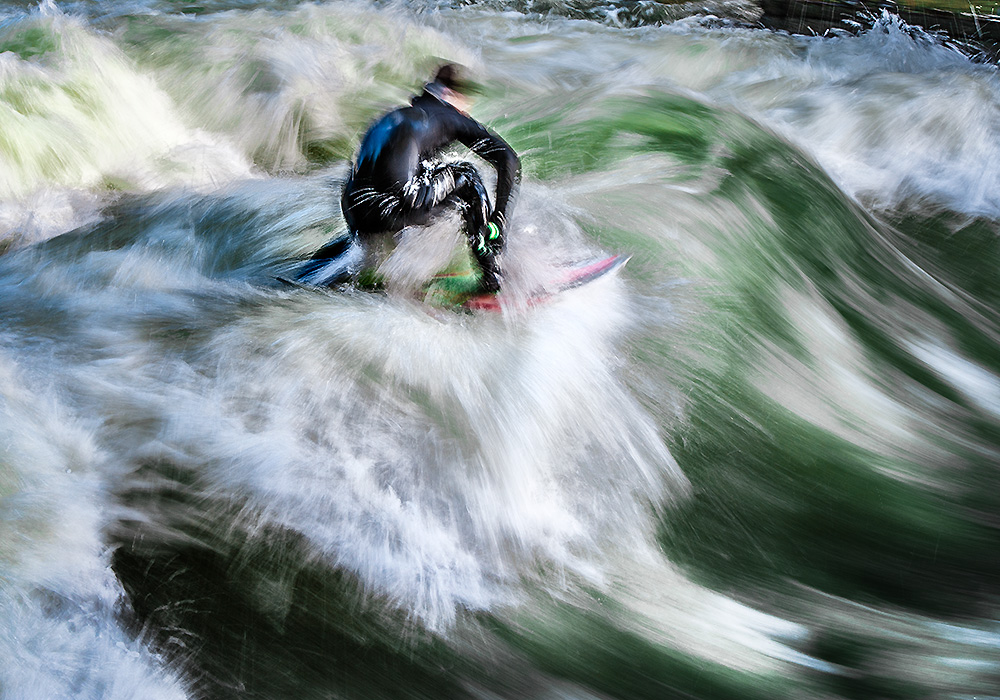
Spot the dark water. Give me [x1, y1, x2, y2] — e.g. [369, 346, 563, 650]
[2, 1, 1000, 698]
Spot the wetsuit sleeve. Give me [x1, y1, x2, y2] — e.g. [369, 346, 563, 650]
[455, 118, 520, 225]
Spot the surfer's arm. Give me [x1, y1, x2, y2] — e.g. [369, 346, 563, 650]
[457, 120, 520, 226]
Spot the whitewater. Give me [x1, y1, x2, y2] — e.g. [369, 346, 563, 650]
[2, 0, 1000, 698]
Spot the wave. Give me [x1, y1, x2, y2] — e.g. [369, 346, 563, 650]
[1, 1, 1000, 698]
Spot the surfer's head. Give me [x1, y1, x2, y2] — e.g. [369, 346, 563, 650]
[425, 64, 474, 113]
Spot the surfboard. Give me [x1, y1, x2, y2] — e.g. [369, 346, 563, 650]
[423, 254, 629, 312]
[277, 254, 629, 313]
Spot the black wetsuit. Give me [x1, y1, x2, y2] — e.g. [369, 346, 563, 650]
[302, 88, 520, 291]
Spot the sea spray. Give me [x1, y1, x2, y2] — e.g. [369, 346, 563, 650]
[0, 358, 189, 700]
[1, 0, 999, 698]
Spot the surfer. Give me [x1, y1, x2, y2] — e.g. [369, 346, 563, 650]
[300, 64, 520, 293]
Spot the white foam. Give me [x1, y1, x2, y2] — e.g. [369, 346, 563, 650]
[0, 358, 189, 700]
[0, 182, 685, 630]
[909, 338, 1000, 419]
[706, 13, 1000, 217]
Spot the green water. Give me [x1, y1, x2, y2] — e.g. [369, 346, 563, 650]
[1, 1, 1000, 699]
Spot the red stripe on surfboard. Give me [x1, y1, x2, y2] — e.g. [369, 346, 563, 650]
[462, 254, 628, 312]
[464, 294, 505, 311]
[550, 254, 628, 291]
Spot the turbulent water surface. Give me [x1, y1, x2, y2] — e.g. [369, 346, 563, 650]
[2, 0, 1000, 698]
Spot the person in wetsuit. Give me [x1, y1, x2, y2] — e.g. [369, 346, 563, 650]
[300, 64, 520, 293]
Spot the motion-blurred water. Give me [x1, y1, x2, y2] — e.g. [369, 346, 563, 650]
[2, 1, 1000, 698]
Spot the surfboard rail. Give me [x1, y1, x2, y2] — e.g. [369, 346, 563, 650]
[460, 254, 629, 312]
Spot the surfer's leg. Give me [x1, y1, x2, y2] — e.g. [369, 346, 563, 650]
[400, 161, 489, 229]
[298, 180, 404, 286]
[297, 233, 360, 286]
[448, 162, 503, 292]
[395, 161, 503, 292]
[404, 161, 502, 291]
[342, 177, 406, 232]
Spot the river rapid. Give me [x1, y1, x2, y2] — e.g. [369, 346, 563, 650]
[2, 1, 1000, 698]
